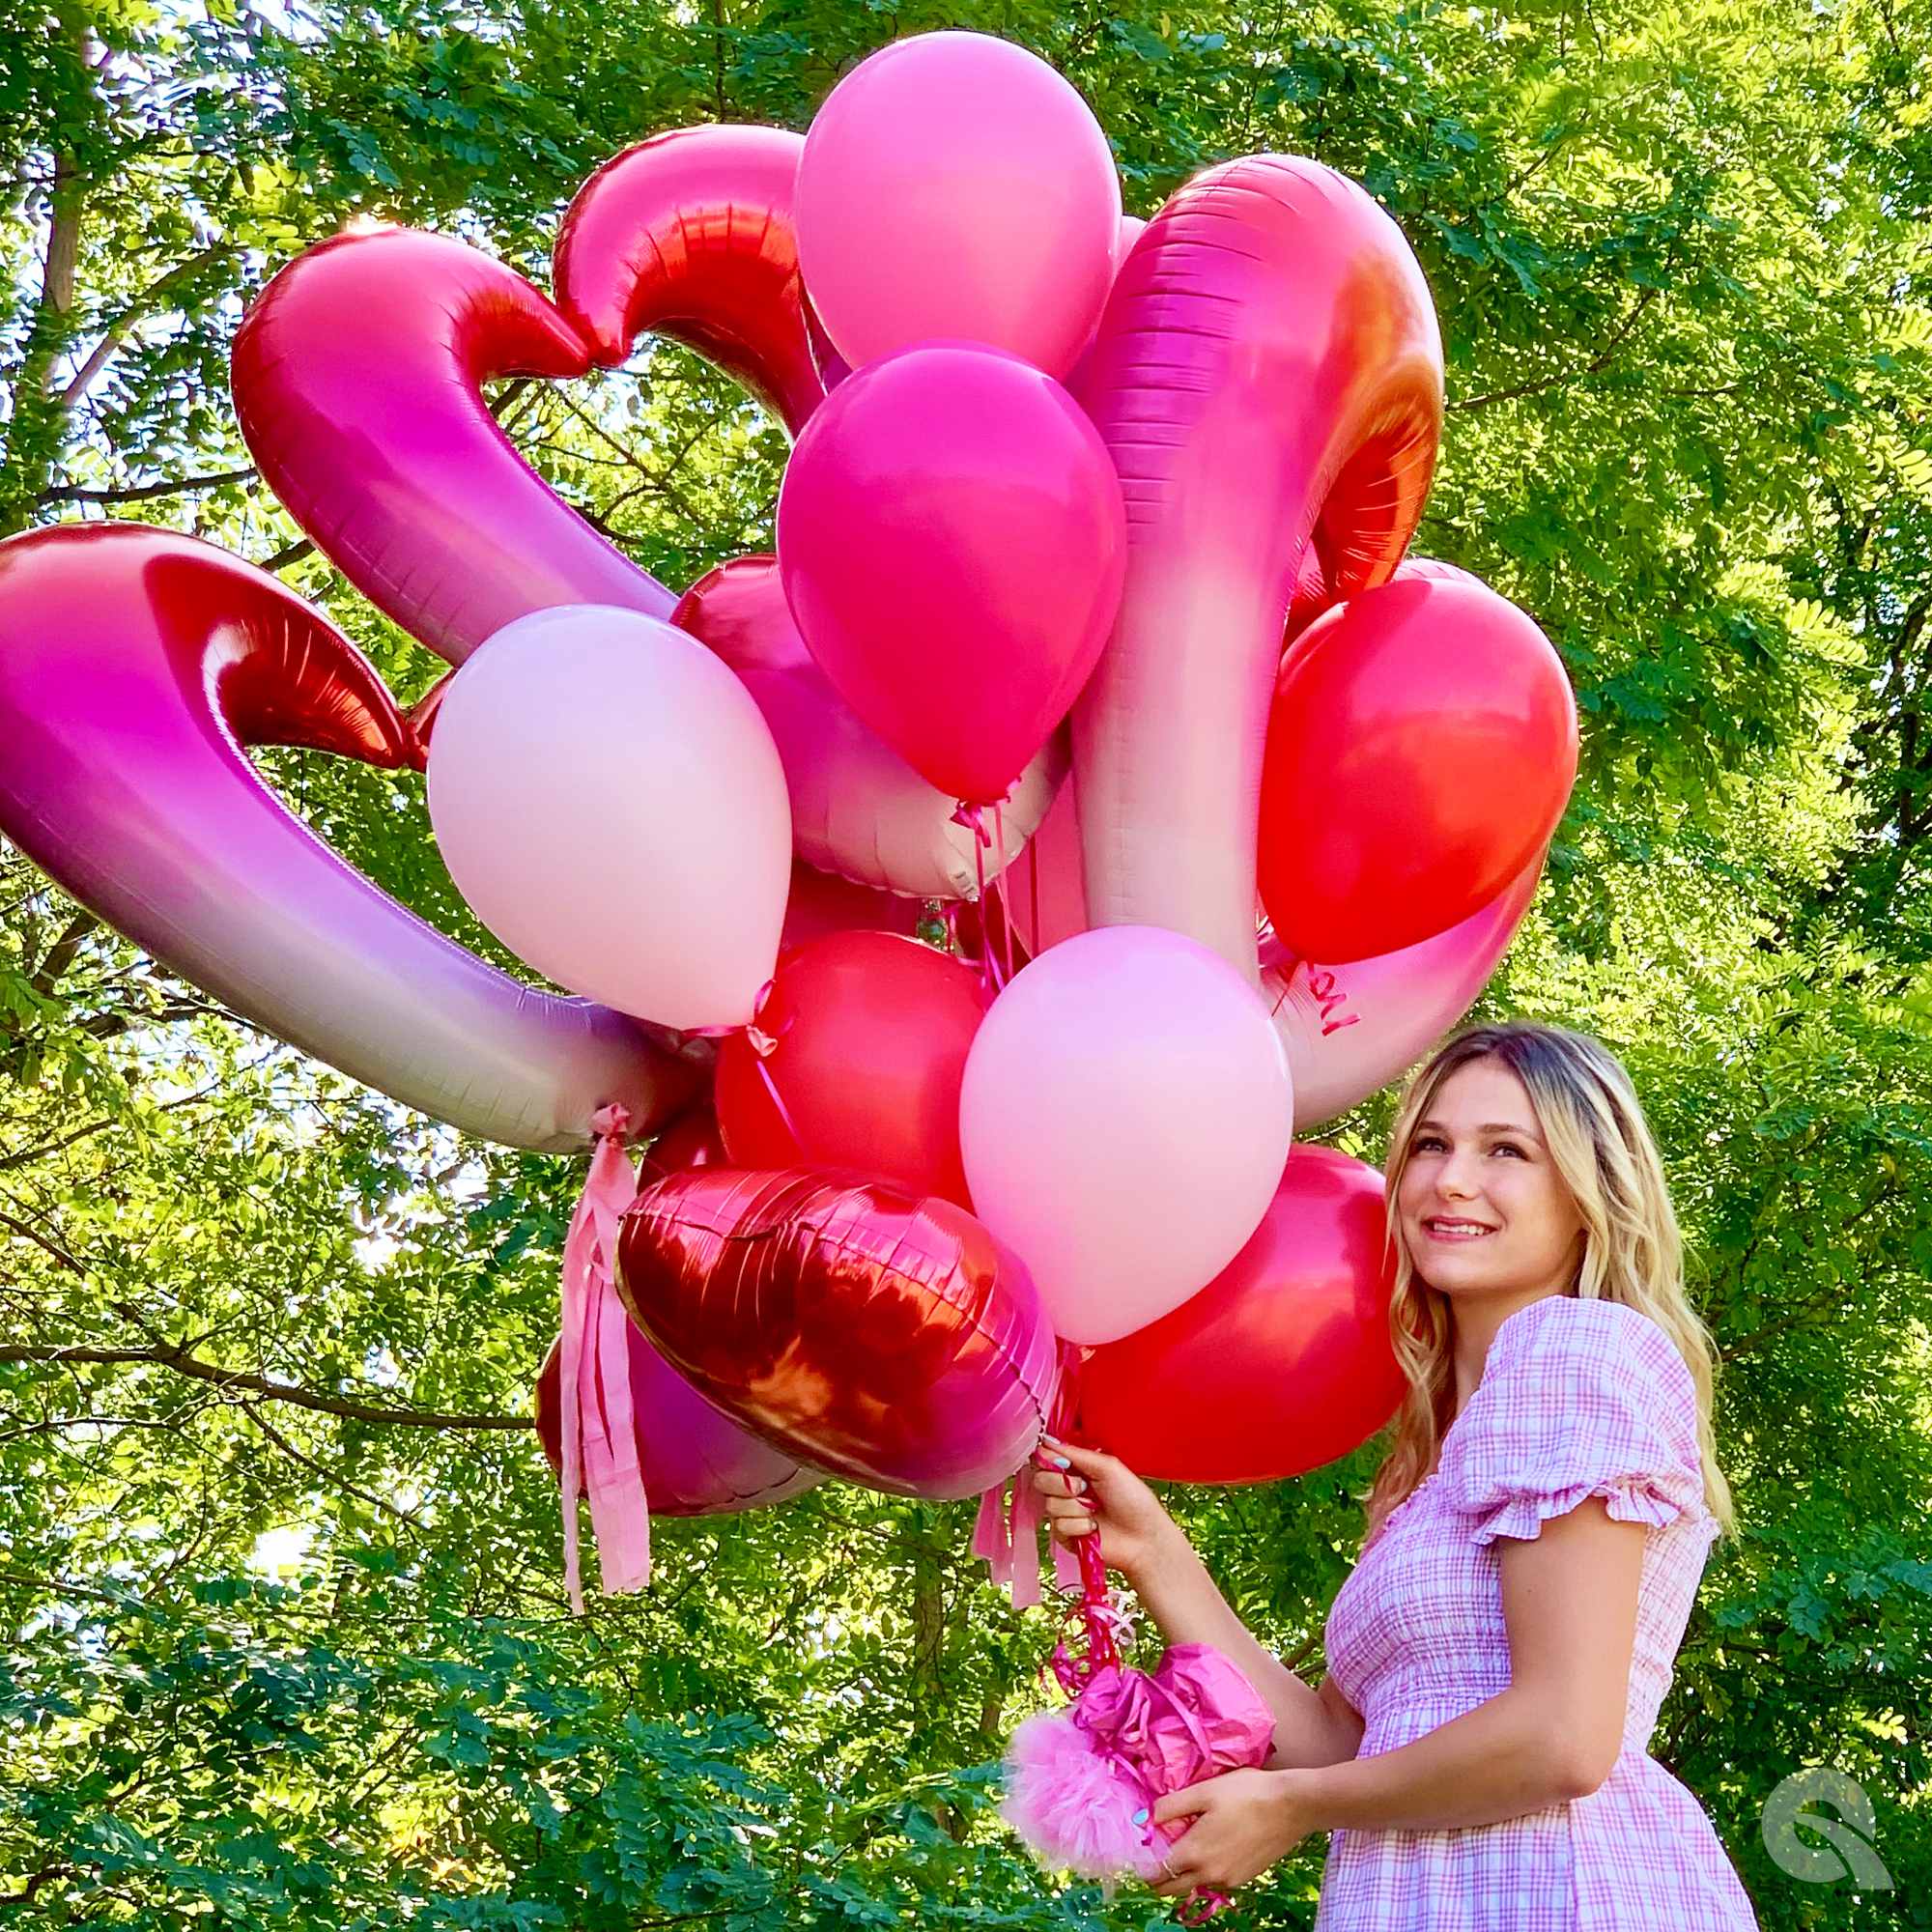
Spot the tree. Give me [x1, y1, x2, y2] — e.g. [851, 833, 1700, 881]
[1, 2, 1927, 1925]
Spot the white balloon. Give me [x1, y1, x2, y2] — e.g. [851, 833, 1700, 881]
[426, 606, 791, 1032]
[958, 925, 1294, 1345]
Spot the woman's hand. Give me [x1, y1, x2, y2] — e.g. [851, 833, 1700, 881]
[1147, 1768, 1317, 1896]
[1030, 1435, 1184, 1582]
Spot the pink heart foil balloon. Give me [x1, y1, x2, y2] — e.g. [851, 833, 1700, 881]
[1073, 156, 1444, 978]
[0, 524, 699, 1150]
[614, 1167, 1058, 1498]
[234, 226, 677, 667]
[534, 1325, 820, 1517]
[673, 554, 1065, 899]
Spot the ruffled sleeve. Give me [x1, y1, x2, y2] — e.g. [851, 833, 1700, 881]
[1438, 1296, 1713, 1548]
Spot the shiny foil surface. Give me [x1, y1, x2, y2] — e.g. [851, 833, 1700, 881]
[534, 1327, 819, 1518]
[615, 1167, 1059, 1498]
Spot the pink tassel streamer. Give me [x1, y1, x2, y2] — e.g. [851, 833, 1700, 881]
[558, 1102, 652, 1613]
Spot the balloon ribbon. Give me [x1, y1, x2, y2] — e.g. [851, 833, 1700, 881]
[974, 1342, 1084, 1606]
[557, 1102, 652, 1612]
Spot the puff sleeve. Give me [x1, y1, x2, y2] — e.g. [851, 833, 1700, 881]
[1438, 1297, 1714, 1548]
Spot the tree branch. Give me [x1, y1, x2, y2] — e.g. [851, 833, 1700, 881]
[58, 242, 231, 411]
[37, 467, 255, 506]
[0, 1344, 530, 1431]
[1447, 288, 1661, 413]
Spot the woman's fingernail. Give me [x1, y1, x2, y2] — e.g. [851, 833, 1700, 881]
[1048, 1456, 1071, 1469]
[1132, 1808, 1150, 1825]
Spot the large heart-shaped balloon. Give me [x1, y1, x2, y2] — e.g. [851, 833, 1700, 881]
[1075, 1145, 1404, 1483]
[233, 126, 829, 668]
[673, 554, 1065, 899]
[0, 524, 700, 1150]
[534, 1323, 819, 1517]
[614, 1167, 1057, 1498]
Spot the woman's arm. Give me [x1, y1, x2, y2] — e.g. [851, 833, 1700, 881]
[1147, 1496, 1647, 1895]
[1033, 1437, 1363, 1770]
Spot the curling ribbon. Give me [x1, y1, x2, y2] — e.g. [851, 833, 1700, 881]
[975, 1340, 1085, 1606]
[557, 1101, 652, 1613]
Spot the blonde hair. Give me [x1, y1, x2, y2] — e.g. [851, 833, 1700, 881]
[1362, 1020, 1737, 1548]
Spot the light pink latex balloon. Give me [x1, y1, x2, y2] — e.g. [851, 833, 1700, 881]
[779, 342, 1124, 807]
[796, 30, 1122, 375]
[958, 925, 1293, 1345]
[426, 607, 791, 1031]
[673, 554, 1065, 898]
[1261, 857, 1543, 1130]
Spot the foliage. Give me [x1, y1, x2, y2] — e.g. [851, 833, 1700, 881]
[2, 0, 1930, 1926]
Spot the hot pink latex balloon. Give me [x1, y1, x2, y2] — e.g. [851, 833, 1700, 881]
[779, 342, 1126, 807]
[1262, 857, 1543, 1130]
[535, 1322, 820, 1517]
[0, 525, 700, 1151]
[958, 925, 1293, 1346]
[1076, 1145, 1405, 1484]
[1073, 156, 1443, 978]
[425, 606, 792, 1031]
[674, 554, 1065, 898]
[796, 30, 1122, 376]
[1259, 573, 1577, 963]
[233, 226, 676, 667]
[554, 124, 829, 433]
[616, 1167, 1058, 1497]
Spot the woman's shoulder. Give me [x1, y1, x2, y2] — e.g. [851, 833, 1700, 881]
[1488, 1292, 1689, 1393]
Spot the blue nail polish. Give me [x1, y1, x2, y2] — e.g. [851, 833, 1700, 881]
[1132, 1807, 1149, 1825]
[1049, 1456, 1071, 1469]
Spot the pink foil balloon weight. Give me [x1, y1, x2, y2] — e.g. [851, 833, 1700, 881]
[958, 926, 1294, 1346]
[779, 342, 1126, 807]
[425, 605, 792, 1031]
[796, 31, 1122, 376]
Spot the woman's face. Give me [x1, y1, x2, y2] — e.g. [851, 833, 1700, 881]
[1395, 1057, 1586, 1311]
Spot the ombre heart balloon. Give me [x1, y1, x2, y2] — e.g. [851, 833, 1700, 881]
[614, 1167, 1058, 1497]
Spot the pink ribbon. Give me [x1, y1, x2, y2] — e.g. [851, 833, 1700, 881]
[976, 1341, 1083, 1606]
[557, 1101, 652, 1613]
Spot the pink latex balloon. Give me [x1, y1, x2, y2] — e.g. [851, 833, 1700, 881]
[673, 554, 1065, 898]
[1072, 157, 1443, 978]
[779, 342, 1126, 807]
[233, 226, 675, 667]
[425, 606, 791, 1031]
[958, 925, 1293, 1346]
[0, 525, 699, 1152]
[1263, 856, 1543, 1130]
[796, 31, 1122, 376]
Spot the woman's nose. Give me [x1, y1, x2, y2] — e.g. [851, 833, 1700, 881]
[1435, 1147, 1483, 1197]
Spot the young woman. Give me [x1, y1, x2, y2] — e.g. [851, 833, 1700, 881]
[1033, 1020, 1760, 1928]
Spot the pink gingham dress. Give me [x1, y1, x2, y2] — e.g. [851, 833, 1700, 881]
[1314, 1293, 1759, 1929]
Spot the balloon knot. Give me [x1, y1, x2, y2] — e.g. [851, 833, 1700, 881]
[590, 1102, 631, 1143]
[746, 1025, 780, 1059]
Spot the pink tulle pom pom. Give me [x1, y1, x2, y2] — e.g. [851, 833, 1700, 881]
[1000, 1709, 1163, 1880]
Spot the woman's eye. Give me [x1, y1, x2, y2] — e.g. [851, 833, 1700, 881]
[1412, 1134, 1447, 1153]
[1491, 1142, 1527, 1159]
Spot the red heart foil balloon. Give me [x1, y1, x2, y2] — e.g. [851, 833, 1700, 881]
[714, 931, 985, 1208]
[534, 1325, 819, 1517]
[614, 1167, 1058, 1498]
[1075, 1145, 1404, 1484]
[1258, 572, 1577, 964]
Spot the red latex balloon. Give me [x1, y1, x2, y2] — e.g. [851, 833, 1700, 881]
[534, 1325, 818, 1517]
[1076, 1145, 1405, 1484]
[781, 859, 921, 951]
[640, 1106, 728, 1182]
[553, 125, 829, 435]
[1258, 574, 1577, 964]
[615, 1167, 1058, 1498]
[714, 931, 984, 1208]
[777, 341, 1126, 806]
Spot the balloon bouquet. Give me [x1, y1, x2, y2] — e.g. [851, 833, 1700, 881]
[0, 23, 1578, 1912]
